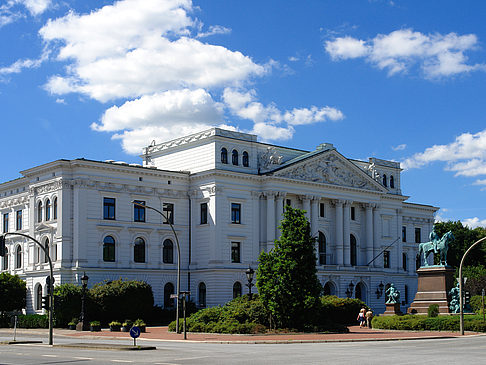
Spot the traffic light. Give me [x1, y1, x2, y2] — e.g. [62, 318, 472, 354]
[41, 295, 50, 310]
[0, 235, 5, 257]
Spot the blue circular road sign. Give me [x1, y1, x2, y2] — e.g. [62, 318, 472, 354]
[129, 326, 141, 339]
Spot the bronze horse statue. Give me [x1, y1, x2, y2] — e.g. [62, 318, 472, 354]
[418, 231, 454, 267]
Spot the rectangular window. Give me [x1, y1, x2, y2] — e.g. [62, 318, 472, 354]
[200, 203, 208, 224]
[3, 213, 8, 233]
[402, 252, 407, 271]
[384, 250, 390, 268]
[231, 203, 241, 224]
[286, 199, 291, 207]
[415, 227, 421, 243]
[231, 241, 241, 263]
[319, 203, 325, 218]
[133, 200, 145, 222]
[103, 197, 116, 220]
[402, 226, 407, 242]
[351, 206, 356, 220]
[16, 210, 22, 231]
[163, 203, 174, 224]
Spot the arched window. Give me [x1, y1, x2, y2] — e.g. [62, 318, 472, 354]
[233, 282, 242, 299]
[318, 232, 326, 265]
[221, 148, 228, 164]
[232, 149, 238, 165]
[2, 247, 8, 270]
[134, 237, 145, 263]
[37, 201, 43, 223]
[45, 199, 51, 221]
[323, 282, 335, 296]
[390, 175, 395, 188]
[382, 174, 387, 187]
[355, 282, 366, 302]
[36, 285, 43, 311]
[103, 236, 115, 262]
[53, 197, 58, 220]
[44, 238, 49, 264]
[15, 245, 22, 269]
[242, 151, 249, 167]
[164, 282, 175, 308]
[163, 239, 174, 264]
[350, 234, 357, 266]
[198, 282, 206, 307]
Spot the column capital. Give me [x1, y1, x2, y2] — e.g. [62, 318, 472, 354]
[263, 191, 277, 198]
[298, 194, 313, 202]
[343, 199, 353, 206]
[251, 191, 262, 198]
[276, 191, 287, 199]
[331, 199, 345, 207]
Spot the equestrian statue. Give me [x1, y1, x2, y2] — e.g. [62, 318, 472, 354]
[418, 229, 454, 267]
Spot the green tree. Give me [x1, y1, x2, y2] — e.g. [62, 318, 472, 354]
[256, 206, 322, 330]
[53, 283, 82, 327]
[434, 221, 486, 269]
[0, 272, 26, 313]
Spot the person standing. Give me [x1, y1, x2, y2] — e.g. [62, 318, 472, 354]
[366, 309, 373, 328]
[357, 307, 366, 328]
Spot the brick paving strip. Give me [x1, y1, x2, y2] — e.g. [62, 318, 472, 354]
[2, 326, 483, 344]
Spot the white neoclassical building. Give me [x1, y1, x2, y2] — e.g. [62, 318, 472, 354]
[0, 128, 437, 314]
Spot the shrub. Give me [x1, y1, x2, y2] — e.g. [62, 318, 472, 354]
[428, 304, 439, 317]
[89, 279, 154, 325]
[17, 314, 49, 328]
[53, 283, 82, 327]
[90, 320, 101, 326]
[470, 295, 484, 313]
[319, 296, 368, 325]
[109, 320, 121, 326]
[372, 314, 486, 332]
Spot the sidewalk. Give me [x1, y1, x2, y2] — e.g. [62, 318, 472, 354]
[1, 325, 482, 344]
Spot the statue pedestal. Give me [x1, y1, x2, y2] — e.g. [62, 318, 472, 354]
[408, 266, 455, 315]
[383, 303, 401, 316]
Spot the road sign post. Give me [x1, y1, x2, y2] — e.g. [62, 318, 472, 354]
[130, 326, 141, 346]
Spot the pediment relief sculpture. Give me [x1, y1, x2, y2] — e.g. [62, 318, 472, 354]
[273, 153, 381, 191]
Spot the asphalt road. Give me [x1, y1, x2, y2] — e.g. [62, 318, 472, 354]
[0, 335, 485, 365]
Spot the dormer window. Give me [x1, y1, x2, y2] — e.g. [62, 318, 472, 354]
[382, 174, 387, 187]
[242, 151, 249, 167]
[221, 148, 228, 164]
[232, 149, 238, 165]
[390, 175, 395, 189]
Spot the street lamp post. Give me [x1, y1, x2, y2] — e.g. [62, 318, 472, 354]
[245, 266, 255, 300]
[459, 236, 486, 335]
[132, 201, 181, 334]
[77, 272, 89, 331]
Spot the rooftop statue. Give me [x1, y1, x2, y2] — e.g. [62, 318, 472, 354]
[418, 230, 454, 267]
[385, 283, 400, 304]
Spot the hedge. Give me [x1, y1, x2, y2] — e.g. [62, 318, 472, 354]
[17, 314, 49, 328]
[372, 314, 486, 332]
[53, 284, 82, 327]
[319, 296, 368, 325]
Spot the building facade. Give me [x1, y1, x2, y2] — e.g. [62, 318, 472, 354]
[0, 128, 437, 314]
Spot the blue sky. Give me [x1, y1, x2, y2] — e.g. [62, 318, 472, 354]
[1, 0, 486, 227]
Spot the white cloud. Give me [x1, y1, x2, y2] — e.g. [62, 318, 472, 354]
[0, 50, 49, 75]
[325, 29, 486, 78]
[0, 0, 50, 27]
[55, 98, 65, 104]
[40, 0, 264, 102]
[402, 129, 486, 186]
[392, 143, 406, 151]
[92, 89, 224, 153]
[196, 25, 231, 38]
[462, 217, 486, 229]
[223, 88, 343, 140]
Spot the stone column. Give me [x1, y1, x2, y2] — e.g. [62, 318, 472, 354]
[365, 203, 374, 266]
[310, 197, 319, 237]
[334, 200, 344, 266]
[265, 191, 276, 252]
[397, 209, 403, 271]
[373, 204, 381, 268]
[343, 200, 352, 266]
[275, 192, 286, 239]
[251, 191, 262, 259]
[301, 195, 311, 221]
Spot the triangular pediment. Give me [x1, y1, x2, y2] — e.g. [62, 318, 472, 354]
[271, 149, 386, 192]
